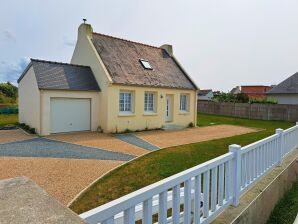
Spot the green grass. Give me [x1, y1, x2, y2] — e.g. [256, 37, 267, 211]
[267, 181, 298, 224]
[0, 114, 18, 127]
[69, 113, 293, 214]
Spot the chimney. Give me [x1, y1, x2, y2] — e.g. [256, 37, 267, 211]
[160, 44, 173, 56]
[78, 19, 93, 39]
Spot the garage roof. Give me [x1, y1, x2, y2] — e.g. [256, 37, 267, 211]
[18, 59, 100, 91]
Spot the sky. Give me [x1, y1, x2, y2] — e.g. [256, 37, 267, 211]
[1, 0, 298, 91]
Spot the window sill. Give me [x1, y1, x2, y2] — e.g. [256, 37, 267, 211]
[143, 112, 158, 116]
[179, 111, 190, 115]
[118, 113, 136, 117]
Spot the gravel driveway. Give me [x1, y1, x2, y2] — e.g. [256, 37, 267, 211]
[0, 138, 134, 161]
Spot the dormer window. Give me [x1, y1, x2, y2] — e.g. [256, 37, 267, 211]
[140, 59, 153, 70]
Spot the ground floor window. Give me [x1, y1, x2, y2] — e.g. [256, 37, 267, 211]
[119, 91, 132, 113]
[144, 92, 155, 112]
[180, 94, 189, 112]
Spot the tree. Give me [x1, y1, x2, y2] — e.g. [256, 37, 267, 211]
[0, 82, 18, 98]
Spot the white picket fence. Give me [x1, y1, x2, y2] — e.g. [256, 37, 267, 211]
[80, 123, 298, 224]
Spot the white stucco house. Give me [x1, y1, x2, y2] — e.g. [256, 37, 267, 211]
[18, 23, 198, 135]
[267, 72, 298, 104]
[198, 89, 213, 101]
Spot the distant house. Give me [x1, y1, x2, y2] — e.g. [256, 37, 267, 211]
[267, 72, 298, 104]
[241, 85, 272, 100]
[198, 89, 213, 101]
[230, 86, 241, 95]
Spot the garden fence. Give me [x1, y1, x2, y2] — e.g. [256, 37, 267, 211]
[80, 123, 298, 224]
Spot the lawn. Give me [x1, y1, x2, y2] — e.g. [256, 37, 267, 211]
[267, 181, 298, 224]
[0, 114, 18, 127]
[69, 113, 294, 214]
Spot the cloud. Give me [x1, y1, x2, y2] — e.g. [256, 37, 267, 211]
[1, 30, 16, 43]
[0, 58, 30, 84]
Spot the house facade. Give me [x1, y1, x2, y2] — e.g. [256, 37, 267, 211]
[241, 85, 272, 99]
[198, 89, 213, 101]
[267, 72, 298, 104]
[18, 23, 198, 135]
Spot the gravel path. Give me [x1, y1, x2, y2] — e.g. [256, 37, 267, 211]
[0, 129, 36, 144]
[136, 125, 259, 148]
[0, 138, 135, 161]
[114, 133, 159, 151]
[0, 157, 124, 205]
[47, 132, 147, 156]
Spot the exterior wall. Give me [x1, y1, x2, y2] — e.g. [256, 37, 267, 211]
[268, 94, 298, 105]
[18, 67, 41, 133]
[40, 90, 100, 135]
[106, 85, 197, 133]
[198, 92, 213, 101]
[241, 86, 272, 99]
[71, 23, 111, 132]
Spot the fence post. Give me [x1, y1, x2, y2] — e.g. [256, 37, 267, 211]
[276, 128, 284, 165]
[229, 144, 242, 206]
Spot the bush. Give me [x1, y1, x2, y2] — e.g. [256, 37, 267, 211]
[249, 98, 277, 104]
[29, 128, 36, 134]
[188, 122, 194, 128]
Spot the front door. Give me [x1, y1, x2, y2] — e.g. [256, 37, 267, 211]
[165, 95, 173, 122]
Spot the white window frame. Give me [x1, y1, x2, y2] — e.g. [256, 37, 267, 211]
[119, 91, 134, 114]
[180, 94, 189, 112]
[144, 92, 156, 113]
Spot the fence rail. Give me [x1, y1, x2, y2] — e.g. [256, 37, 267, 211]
[80, 123, 298, 224]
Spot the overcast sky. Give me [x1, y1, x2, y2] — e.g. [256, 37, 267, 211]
[1, 0, 298, 91]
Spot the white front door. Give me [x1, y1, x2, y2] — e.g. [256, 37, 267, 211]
[165, 95, 173, 122]
[50, 98, 91, 133]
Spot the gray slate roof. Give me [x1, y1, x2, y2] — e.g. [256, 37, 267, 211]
[91, 33, 197, 90]
[198, 89, 212, 96]
[18, 59, 100, 91]
[267, 72, 298, 94]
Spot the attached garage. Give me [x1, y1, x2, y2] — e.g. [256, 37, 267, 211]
[18, 59, 101, 136]
[50, 98, 91, 133]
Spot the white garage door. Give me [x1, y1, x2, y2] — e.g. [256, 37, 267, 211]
[50, 98, 91, 133]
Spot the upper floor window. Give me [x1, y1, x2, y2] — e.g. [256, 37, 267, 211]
[144, 92, 155, 112]
[180, 94, 189, 112]
[119, 91, 132, 113]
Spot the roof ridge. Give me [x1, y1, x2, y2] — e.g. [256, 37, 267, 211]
[92, 32, 162, 50]
[30, 58, 91, 68]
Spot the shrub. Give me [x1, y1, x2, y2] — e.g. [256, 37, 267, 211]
[29, 128, 36, 134]
[188, 122, 194, 128]
[249, 98, 277, 104]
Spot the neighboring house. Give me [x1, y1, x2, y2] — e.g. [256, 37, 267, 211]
[230, 86, 241, 95]
[198, 89, 213, 101]
[267, 72, 298, 104]
[18, 23, 198, 135]
[241, 85, 272, 99]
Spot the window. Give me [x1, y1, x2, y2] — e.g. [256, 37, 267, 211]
[119, 92, 132, 113]
[140, 59, 153, 70]
[180, 94, 188, 112]
[144, 92, 155, 112]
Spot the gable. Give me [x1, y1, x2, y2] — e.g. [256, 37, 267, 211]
[91, 33, 197, 90]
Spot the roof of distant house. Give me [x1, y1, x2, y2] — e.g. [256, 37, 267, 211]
[18, 59, 100, 91]
[198, 89, 213, 96]
[91, 32, 197, 90]
[267, 72, 298, 94]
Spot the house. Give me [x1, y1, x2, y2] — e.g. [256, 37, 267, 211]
[267, 72, 298, 104]
[240, 85, 272, 100]
[230, 86, 241, 95]
[18, 23, 198, 135]
[198, 89, 213, 101]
